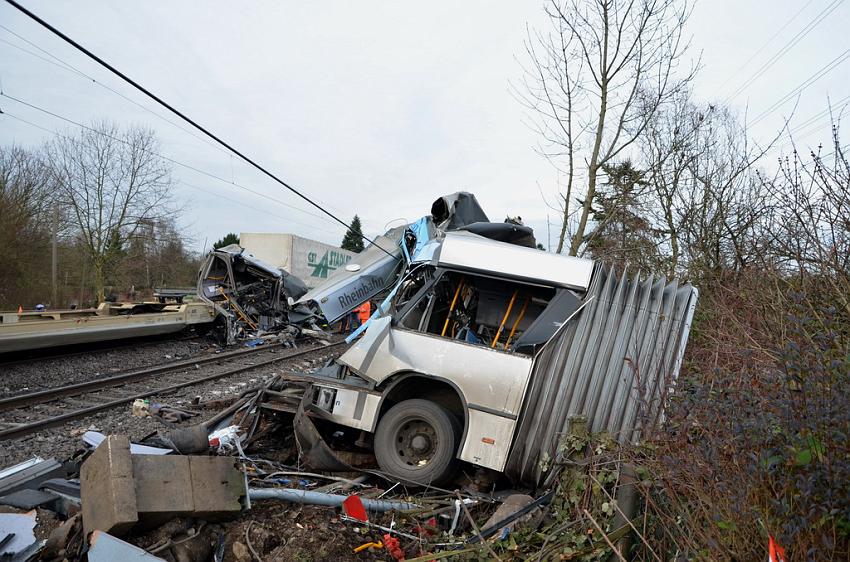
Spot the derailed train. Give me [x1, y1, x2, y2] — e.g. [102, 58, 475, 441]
[285, 193, 698, 487]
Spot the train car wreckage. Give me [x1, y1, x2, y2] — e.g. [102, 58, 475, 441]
[197, 244, 314, 344]
[259, 193, 698, 488]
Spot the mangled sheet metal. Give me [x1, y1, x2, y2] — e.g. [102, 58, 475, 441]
[296, 228, 405, 325]
[258, 191, 698, 488]
[504, 265, 698, 487]
[433, 231, 593, 291]
[298, 191, 492, 325]
[197, 244, 310, 343]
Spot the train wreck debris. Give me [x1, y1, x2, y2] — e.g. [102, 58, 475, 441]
[272, 192, 698, 487]
[0, 194, 698, 560]
[197, 244, 313, 345]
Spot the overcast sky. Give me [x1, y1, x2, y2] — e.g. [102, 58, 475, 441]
[1, 1, 847, 252]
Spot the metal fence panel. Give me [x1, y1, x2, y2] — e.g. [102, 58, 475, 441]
[505, 265, 698, 487]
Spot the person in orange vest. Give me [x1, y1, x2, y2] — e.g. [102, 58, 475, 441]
[353, 301, 372, 332]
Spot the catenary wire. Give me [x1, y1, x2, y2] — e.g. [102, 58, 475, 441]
[178, 180, 342, 239]
[0, 95, 344, 231]
[722, 0, 845, 103]
[2, 0, 390, 256]
[0, 25, 235, 160]
[714, 0, 815, 95]
[749, 47, 850, 127]
[0, 23, 367, 228]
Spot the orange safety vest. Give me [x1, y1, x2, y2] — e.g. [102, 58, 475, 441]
[357, 302, 372, 323]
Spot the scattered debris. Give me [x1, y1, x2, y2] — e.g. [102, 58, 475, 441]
[0, 510, 37, 558]
[197, 244, 313, 345]
[0, 192, 701, 560]
[88, 530, 165, 561]
[83, 431, 171, 455]
[0, 457, 64, 496]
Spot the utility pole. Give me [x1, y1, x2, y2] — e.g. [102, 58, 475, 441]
[547, 214, 551, 253]
[51, 203, 58, 306]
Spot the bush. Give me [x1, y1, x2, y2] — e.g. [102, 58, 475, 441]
[635, 294, 850, 561]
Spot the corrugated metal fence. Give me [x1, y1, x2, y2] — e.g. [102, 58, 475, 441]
[505, 265, 698, 487]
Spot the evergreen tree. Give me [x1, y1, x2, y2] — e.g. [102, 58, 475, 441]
[213, 232, 239, 249]
[585, 161, 661, 272]
[340, 215, 364, 253]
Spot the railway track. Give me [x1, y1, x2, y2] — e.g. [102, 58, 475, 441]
[0, 332, 204, 367]
[0, 339, 346, 441]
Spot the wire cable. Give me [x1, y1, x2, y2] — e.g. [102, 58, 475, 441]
[178, 180, 342, 238]
[0, 24, 234, 159]
[714, 0, 815, 96]
[749, 47, 850, 127]
[0, 23, 374, 231]
[0, 94, 341, 228]
[3, 0, 390, 256]
[722, 0, 845, 103]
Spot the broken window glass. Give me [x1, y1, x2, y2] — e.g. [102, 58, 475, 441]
[395, 268, 556, 355]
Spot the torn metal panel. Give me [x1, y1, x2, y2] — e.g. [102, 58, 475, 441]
[0, 510, 37, 558]
[197, 244, 309, 342]
[0, 457, 63, 496]
[504, 265, 698, 487]
[435, 231, 594, 291]
[88, 531, 166, 562]
[296, 227, 405, 324]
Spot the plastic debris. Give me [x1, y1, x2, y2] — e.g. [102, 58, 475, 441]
[0, 510, 37, 558]
[208, 425, 245, 455]
[353, 540, 383, 553]
[342, 495, 368, 522]
[383, 533, 405, 560]
[132, 398, 151, 418]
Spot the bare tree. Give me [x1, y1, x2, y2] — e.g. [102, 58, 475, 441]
[47, 122, 173, 301]
[0, 145, 53, 307]
[519, 0, 694, 255]
[764, 125, 850, 316]
[638, 89, 777, 281]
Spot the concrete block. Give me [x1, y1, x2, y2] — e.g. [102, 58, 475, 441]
[188, 456, 243, 516]
[81, 435, 138, 537]
[81, 435, 246, 537]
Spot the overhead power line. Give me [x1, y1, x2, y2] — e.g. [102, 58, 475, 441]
[749, 47, 850, 127]
[0, 24, 234, 160]
[0, 94, 338, 228]
[714, 0, 815, 95]
[1, 25, 370, 232]
[722, 0, 845, 104]
[3, 0, 389, 256]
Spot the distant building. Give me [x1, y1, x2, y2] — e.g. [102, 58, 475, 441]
[239, 233, 355, 289]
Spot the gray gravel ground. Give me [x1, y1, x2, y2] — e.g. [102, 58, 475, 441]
[0, 336, 345, 468]
[0, 336, 215, 396]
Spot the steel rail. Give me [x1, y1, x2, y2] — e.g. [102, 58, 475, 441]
[0, 341, 346, 441]
[0, 341, 293, 412]
[0, 333, 202, 368]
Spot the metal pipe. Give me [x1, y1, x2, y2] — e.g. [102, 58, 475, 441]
[440, 278, 465, 337]
[247, 487, 418, 512]
[491, 289, 518, 348]
[504, 296, 530, 349]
